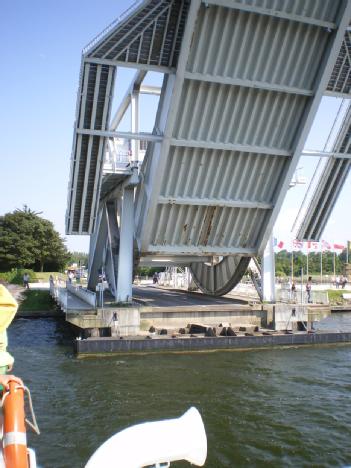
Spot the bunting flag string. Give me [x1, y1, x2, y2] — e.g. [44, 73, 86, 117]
[273, 238, 346, 252]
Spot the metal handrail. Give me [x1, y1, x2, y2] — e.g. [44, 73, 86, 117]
[83, 0, 145, 55]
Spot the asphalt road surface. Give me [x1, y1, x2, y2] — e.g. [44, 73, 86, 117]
[132, 285, 246, 307]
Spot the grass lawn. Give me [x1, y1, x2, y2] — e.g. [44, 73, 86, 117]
[327, 289, 349, 305]
[18, 290, 57, 312]
[34, 272, 62, 282]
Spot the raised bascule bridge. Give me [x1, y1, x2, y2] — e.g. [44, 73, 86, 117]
[66, 0, 351, 305]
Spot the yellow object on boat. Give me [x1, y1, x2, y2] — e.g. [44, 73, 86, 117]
[0, 285, 18, 370]
[0, 285, 18, 332]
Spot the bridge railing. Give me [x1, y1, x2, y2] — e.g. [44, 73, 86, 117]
[50, 278, 68, 312]
[82, 0, 144, 55]
[158, 270, 190, 289]
[103, 151, 131, 173]
[276, 288, 329, 305]
[67, 283, 97, 309]
[103, 141, 147, 174]
[58, 287, 68, 312]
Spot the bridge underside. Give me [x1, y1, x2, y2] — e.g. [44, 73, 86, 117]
[66, 0, 351, 299]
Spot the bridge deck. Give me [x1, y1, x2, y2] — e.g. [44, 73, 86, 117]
[67, 0, 351, 247]
[132, 285, 247, 307]
[65, 0, 351, 299]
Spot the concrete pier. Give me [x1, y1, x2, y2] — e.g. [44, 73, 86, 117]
[53, 284, 337, 352]
[62, 285, 268, 337]
[75, 332, 351, 356]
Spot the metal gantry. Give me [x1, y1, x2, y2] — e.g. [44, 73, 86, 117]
[66, 0, 351, 302]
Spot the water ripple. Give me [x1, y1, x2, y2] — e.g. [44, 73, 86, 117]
[7, 318, 351, 467]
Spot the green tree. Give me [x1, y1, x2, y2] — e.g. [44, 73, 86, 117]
[136, 266, 164, 276]
[275, 249, 345, 277]
[0, 207, 69, 272]
[275, 250, 291, 276]
[69, 251, 89, 267]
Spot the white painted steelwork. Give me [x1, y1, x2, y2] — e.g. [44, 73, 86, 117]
[303, 149, 351, 159]
[262, 235, 276, 303]
[66, 0, 190, 236]
[297, 103, 351, 241]
[327, 29, 351, 96]
[116, 187, 135, 302]
[66, 0, 351, 297]
[135, 0, 351, 268]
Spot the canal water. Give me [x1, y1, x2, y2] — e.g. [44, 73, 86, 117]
[7, 317, 351, 468]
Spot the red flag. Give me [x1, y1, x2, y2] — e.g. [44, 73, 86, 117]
[307, 241, 320, 251]
[273, 238, 284, 250]
[333, 243, 345, 251]
[292, 240, 303, 251]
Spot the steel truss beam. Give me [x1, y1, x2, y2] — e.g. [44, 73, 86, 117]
[103, 166, 139, 203]
[110, 71, 146, 130]
[88, 204, 109, 292]
[85, 57, 174, 74]
[68, 63, 115, 235]
[68, 62, 90, 234]
[203, 0, 337, 30]
[302, 150, 351, 159]
[147, 246, 256, 255]
[170, 138, 291, 157]
[91, 2, 170, 59]
[116, 187, 134, 302]
[140, 85, 161, 95]
[131, 91, 139, 161]
[158, 196, 273, 210]
[139, 256, 212, 265]
[79, 65, 102, 233]
[184, 71, 313, 96]
[76, 129, 163, 142]
[325, 90, 351, 99]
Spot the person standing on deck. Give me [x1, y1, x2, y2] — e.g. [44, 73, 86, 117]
[306, 276, 312, 303]
[291, 281, 297, 302]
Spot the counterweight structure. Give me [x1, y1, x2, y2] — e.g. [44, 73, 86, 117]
[66, 0, 351, 302]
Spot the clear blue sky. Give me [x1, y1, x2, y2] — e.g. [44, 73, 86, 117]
[0, 0, 350, 253]
[0, 1, 135, 252]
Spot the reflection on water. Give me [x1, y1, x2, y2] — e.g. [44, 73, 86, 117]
[7, 317, 351, 468]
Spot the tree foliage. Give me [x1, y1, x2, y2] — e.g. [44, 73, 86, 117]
[275, 249, 346, 277]
[69, 251, 89, 267]
[0, 207, 69, 272]
[136, 266, 164, 276]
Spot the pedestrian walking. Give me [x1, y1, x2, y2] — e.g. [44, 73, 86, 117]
[68, 271, 74, 284]
[291, 281, 297, 302]
[306, 276, 312, 303]
[22, 273, 30, 289]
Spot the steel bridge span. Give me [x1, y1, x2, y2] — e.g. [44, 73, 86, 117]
[66, 0, 351, 302]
